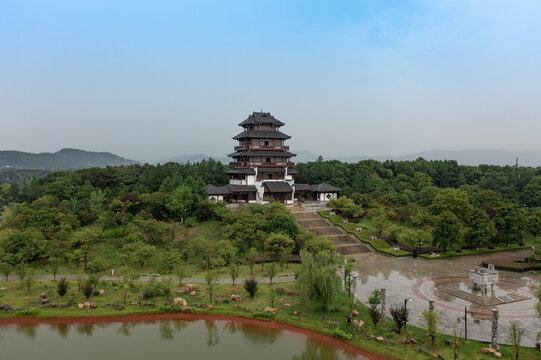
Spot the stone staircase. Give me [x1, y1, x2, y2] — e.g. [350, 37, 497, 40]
[291, 207, 373, 256]
[437, 287, 530, 306]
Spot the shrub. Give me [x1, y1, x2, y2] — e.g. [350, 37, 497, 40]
[142, 284, 161, 299]
[243, 276, 259, 299]
[275, 287, 285, 295]
[487, 244, 495, 250]
[57, 278, 69, 298]
[87, 258, 107, 274]
[253, 311, 274, 320]
[184, 217, 197, 227]
[81, 281, 94, 301]
[390, 305, 409, 334]
[331, 328, 352, 341]
[17, 309, 39, 317]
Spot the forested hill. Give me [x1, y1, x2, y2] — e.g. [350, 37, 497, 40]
[0, 148, 139, 170]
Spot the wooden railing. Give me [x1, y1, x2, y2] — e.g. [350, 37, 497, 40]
[229, 162, 295, 167]
[234, 145, 289, 151]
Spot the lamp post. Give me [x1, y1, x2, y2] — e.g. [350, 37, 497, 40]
[404, 298, 412, 329]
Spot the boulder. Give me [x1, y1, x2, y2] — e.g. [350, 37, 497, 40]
[190, 291, 196, 296]
[40, 293, 47, 300]
[28, 300, 37, 304]
[494, 352, 501, 358]
[83, 302, 91, 309]
[99, 289, 106, 295]
[233, 304, 240, 309]
[78, 303, 84, 309]
[353, 320, 359, 326]
[90, 302, 97, 309]
[287, 290, 300, 296]
[283, 303, 291, 308]
[264, 307, 277, 313]
[40, 298, 50, 304]
[206, 305, 213, 310]
[481, 348, 496, 354]
[180, 306, 192, 311]
[138, 293, 145, 300]
[185, 284, 196, 292]
[173, 297, 188, 306]
[358, 320, 364, 327]
[231, 294, 242, 301]
[410, 338, 418, 345]
[0, 287, 6, 290]
[351, 310, 359, 317]
[376, 336, 384, 342]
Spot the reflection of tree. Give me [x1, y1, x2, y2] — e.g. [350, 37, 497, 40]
[172, 319, 189, 332]
[16, 324, 37, 339]
[76, 323, 94, 336]
[223, 321, 241, 335]
[292, 338, 354, 360]
[205, 320, 219, 347]
[117, 322, 137, 337]
[159, 320, 174, 340]
[52, 323, 69, 338]
[238, 324, 278, 345]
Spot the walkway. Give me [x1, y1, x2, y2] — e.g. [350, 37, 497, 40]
[291, 206, 374, 256]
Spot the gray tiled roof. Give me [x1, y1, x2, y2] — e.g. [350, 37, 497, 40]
[226, 168, 256, 175]
[311, 183, 341, 192]
[233, 130, 291, 140]
[263, 181, 293, 193]
[206, 184, 230, 195]
[257, 167, 285, 173]
[229, 150, 296, 157]
[239, 112, 285, 127]
[294, 183, 312, 191]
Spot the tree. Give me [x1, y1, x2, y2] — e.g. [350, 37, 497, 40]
[205, 270, 217, 304]
[166, 185, 196, 223]
[245, 248, 258, 275]
[15, 263, 26, 286]
[264, 233, 295, 270]
[243, 276, 259, 299]
[525, 208, 541, 238]
[390, 305, 408, 334]
[433, 211, 461, 252]
[82, 280, 94, 301]
[57, 278, 69, 298]
[507, 322, 525, 360]
[121, 241, 154, 268]
[451, 324, 462, 360]
[217, 240, 238, 265]
[495, 203, 525, 246]
[0, 261, 11, 281]
[266, 262, 278, 285]
[463, 207, 496, 248]
[72, 229, 101, 273]
[266, 212, 299, 239]
[175, 264, 188, 286]
[228, 262, 240, 285]
[421, 309, 442, 345]
[296, 250, 341, 312]
[368, 289, 382, 328]
[268, 286, 276, 308]
[49, 256, 60, 281]
[24, 268, 35, 294]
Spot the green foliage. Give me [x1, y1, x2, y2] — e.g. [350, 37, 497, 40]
[433, 211, 461, 251]
[82, 280, 94, 301]
[421, 310, 442, 345]
[264, 233, 294, 269]
[57, 278, 69, 298]
[331, 328, 352, 341]
[266, 262, 278, 284]
[390, 305, 409, 334]
[507, 322, 526, 360]
[228, 262, 240, 285]
[243, 276, 259, 299]
[296, 250, 340, 312]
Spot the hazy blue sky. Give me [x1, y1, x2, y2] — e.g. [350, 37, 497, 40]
[1, 0, 541, 162]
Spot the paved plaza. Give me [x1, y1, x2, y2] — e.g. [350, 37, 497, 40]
[351, 249, 541, 347]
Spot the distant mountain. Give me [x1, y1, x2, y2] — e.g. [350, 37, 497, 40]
[296, 149, 541, 167]
[0, 148, 139, 171]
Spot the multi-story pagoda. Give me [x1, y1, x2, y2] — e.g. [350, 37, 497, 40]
[207, 111, 341, 204]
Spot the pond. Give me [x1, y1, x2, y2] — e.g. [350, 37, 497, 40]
[0, 318, 370, 360]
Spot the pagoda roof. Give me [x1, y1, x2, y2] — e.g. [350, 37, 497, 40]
[257, 167, 285, 173]
[206, 184, 230, 195]
[233, 130, 291, 140]
[294, 183, 341, 192]
[206, 184, 258, 194]
[263, 181, 293, 193]
[239, 112, 285, 127]
[226, 184, 257, 192]
[287, 168, 299, 175]
[226, 168, 256, 175]
[228, 150, 296, 158]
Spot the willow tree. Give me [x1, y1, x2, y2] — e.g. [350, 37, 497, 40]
[296, 250, 340, 312]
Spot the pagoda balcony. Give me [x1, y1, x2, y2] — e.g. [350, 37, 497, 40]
[229, 161, 295, 167]
[234, 145, 289, 151]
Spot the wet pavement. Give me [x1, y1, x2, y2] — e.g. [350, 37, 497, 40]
[351, 249, 541, 347]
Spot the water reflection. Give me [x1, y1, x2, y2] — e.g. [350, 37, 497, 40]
[205, 320, 219, 346]
[292, 338, 357, 360]
[16, 324, 37, 339]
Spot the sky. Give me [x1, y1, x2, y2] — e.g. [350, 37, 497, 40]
[1, 0, 541, 163]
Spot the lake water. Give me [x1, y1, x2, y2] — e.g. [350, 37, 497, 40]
[0, 319, 368, 360]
